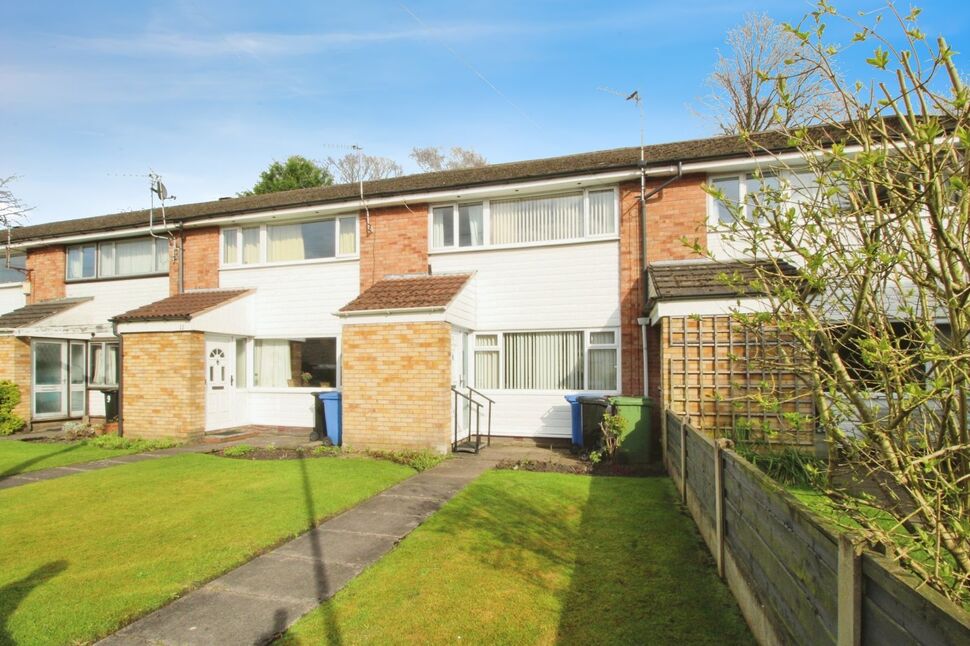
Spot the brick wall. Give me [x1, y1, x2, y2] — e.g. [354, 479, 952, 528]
[121, 332, 205, 440]
[618, 176, 708, 395]
[341, 321, 452, 453]
[358, 205, 429, 292]
[26, 245, 66, 303]
[0, 336, 32, 427]
[172, 227, 220, 294]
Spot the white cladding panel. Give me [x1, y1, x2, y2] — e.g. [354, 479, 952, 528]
[431, 241, 620, 330]
[247, 391, 316, 427]
[219, 261, 359, 336]
[88, 390, 106, 417]
[61, 277, 170, 327]
[487, 393, 572, 438]
[0, 284, 25, 316]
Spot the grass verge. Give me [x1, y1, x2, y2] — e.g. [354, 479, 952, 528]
[0, 439, 158, 478]
[280, 470, 753, 645]
[0, 453, 413, 645]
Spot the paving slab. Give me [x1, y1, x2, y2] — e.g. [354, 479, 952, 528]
[97, 453, 492, 645]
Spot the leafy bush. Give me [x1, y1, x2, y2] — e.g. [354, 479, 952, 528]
[0, 380, 24, 436]
[366, 449, 445, 472]
[84, 435, 179, 451]
[589, 413, 626, 465]
[734, 443, 823, 489]
[222, 444, 256, 458]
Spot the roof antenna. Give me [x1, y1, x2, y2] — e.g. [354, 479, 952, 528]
[351, 145, 373, 235]
[599, 87, 646, 202]
[147, 170, 176, 240]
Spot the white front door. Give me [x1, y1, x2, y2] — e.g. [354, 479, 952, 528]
[451, 329, 471, 441]
[205, 335, 235, 431]
[32, 340, 68, 419]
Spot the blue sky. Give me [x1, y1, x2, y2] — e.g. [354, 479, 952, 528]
[2, 1, 967, 224]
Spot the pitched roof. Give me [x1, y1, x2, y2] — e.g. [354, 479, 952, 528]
[647, 260, 800, 301]
[7, 125, 852, 245]
[112, 289, 251, 322]
[339, 274, 472, 313]
[0, 297, 91, 330]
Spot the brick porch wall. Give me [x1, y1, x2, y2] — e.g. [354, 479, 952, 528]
[618, 176, 708, 396]
[121, 332, 205, 441]
[25, 246, 66, 303]
[0, 336, 32, 427]
[358, 204, 429, 292]
[341, 321, 452, 453]
[170, 227, 220, 294]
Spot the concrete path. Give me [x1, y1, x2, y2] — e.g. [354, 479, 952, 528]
[0, 443, 224, 491]
[98, 454, 495, 646]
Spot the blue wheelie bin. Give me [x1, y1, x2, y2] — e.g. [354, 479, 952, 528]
[564, 394, 583, 449]
[317, 391, 343, 446]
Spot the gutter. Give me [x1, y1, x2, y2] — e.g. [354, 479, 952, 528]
[335, 306, 447, 318]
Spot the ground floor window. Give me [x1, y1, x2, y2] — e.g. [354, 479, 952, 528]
[89, 342, 119, 387]
[473, 329, 618, 391]
[253, 337, 337, 388]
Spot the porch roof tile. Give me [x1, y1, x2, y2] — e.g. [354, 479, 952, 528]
[112, 289, 251, 322]
[646, 260, 800, 301]
[339, 274, 472, 313]
[0, 297, 92, 330]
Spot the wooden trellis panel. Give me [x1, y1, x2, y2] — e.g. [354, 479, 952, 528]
[661, 315, 815, 446]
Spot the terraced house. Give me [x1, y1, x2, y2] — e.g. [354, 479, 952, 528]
[0, 130, 818, 452]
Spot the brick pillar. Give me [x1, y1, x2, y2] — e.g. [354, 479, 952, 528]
[0, 336, 32, 427]
[121, 332, 205, 440]
[25, 246, 65, 303]
[618, 175, 708, 396]
[358, 205, 429, 292]
[341, 321, 452, 453]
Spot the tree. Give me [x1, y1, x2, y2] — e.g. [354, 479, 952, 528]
[1, 176, 31, 271]
[410, 146, 488, 172]
[699, 12, 842, 134]
[326, 152, 403, 184]
[700, 3, 970, 604]
[241, 156, 333, 196]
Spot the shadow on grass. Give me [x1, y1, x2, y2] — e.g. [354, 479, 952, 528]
[0, 443, 83, 480]
[0, 560, 68, 646]
[554, 474, 754, 645]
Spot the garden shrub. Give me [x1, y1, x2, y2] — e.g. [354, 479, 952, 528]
[85, 435, 179, 451]
[312, 445, 341, 457]
[0, 380, 24, 436]
[366, 449, 445, 472]
[222, 444, 256, 458]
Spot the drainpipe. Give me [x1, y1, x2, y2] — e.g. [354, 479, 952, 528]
[111, 320, 124, 437]
[638, 162, 682, 395]
[638, 317, 649, 397]
[178, 222, 186, 294]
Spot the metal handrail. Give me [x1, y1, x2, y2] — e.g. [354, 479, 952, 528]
[466, 385, 496, 405]
[451, 385, 491, 452]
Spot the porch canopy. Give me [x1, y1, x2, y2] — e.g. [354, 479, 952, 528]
[113, 289, 254, 335]
[0, 297, 95, 338]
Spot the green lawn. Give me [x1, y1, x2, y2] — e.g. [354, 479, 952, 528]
[0, 440, 147, 478]
[281, 470, 753, 645]
[0, 453, 414, 645]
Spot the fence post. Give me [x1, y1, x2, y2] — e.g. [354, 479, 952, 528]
[680, 419, 688, 504]
[837, 534, 862, 646]
[714, 438, 732, 579]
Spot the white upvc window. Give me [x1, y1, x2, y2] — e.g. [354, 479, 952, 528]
[88, 341, 119, 387]
[0, 250, 26, 284]
[66, 237, 168, 281]
[222, 215, 358, 267]
[472, 328, 619, 392]
[430, 187, 618, 251]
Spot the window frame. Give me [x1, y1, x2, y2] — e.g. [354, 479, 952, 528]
[88, 341, 120, 388]
[221, 215, 359, 269]
[429, 187, 619, 252]
[65, 236, 169, 282]
[248, 335, 341, 391]
[471, 328, 620, 393]
[0, 249, 27, 284]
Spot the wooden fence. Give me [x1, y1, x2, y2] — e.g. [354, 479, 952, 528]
[664, 410, 970, 645]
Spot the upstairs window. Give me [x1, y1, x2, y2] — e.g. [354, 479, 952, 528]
[67, 237, 168, 281]
[0, 250, 26, 284]
[223, 216, 357, 267]
[430, 188, 617, 251]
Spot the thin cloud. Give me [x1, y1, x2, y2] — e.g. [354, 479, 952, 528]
[61, 24, 511, 58]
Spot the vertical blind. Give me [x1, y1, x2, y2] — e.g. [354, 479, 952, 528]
[490, 193, 584, 245]
[474, 334, 500, 389]
[504, 331, 584, 390]
[588, 189, 616, 235]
